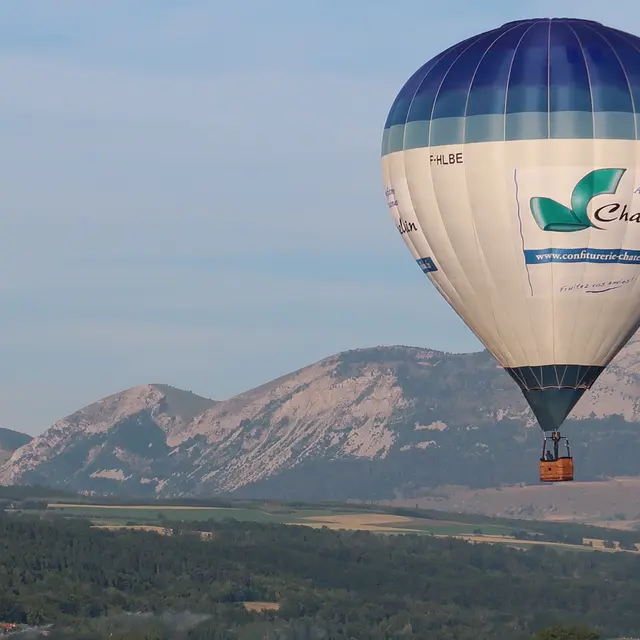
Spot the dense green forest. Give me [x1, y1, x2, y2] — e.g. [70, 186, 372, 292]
[0, 511, 635, 639]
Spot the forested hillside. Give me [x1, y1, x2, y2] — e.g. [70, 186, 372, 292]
[0, 512, 637, 639]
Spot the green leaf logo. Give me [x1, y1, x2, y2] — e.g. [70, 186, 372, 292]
[530, 168, 626, 232]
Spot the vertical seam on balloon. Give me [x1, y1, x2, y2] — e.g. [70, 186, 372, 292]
[504, 22, 542, 373]
[402, 31, 490, 222]
[513, 168, 533, 296]
[383, 47, 450, 135]
[403, 32, 498, 348]
[395, 157, 459, 313]
[460, 24, 523, 143]
[567, 23, 610, 371]
[601, 31, 640, 367]
[561, 23, 595, 372]
[586, 26, 637, 139]
[400, 171, 466, 323]
[383, 48, 448, 154]
[384, 158, 421, 281]
[385, 62, 443, 283]
[404, 33, 487, 150]
[458, 24, 526, 367]
[401, 70, 471, 322]
[502, 22, 538, 141]
[566, 23, 595, 140]
[547, 22, 563, 369]
[546, 21, 551, 141]
[403, 169, 475, 341]
[583, 24, 638, 367]
[389, 158, 425, 281]
[426, 32, 504, 146]
[539, 21, 552, 374]
[611, 29, 640, 143]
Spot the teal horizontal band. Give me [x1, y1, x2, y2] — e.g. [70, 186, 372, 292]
[381, 111, 640, 156]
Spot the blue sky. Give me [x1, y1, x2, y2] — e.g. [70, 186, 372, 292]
[0, 0, 634, 434]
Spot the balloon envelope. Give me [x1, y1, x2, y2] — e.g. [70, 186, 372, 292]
[381, 17, 640, 432]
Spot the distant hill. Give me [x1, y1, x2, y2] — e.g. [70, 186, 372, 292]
[2, 336, 640, 519]
[0, 428, 32, 465]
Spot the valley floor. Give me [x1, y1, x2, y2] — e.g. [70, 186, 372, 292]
[44, 500, 639, 555]
[384, 476, 640, 529]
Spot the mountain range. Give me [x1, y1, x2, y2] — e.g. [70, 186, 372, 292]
[3, 334, 640, 518]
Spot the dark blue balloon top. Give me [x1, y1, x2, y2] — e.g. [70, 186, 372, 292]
[381, 18, 640, 155]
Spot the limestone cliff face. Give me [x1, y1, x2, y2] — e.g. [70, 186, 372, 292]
[2, 335, 640, 497]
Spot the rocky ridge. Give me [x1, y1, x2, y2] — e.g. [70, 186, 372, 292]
[2, 334, 640, 499]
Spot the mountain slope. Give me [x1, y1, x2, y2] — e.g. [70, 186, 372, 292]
[0, 428, 32, 465]
[3, 335, 640, 499]
[0, 385, 216, 492]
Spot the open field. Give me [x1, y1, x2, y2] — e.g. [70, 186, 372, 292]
[297, 513, 514, 536]
[40, 499, 640, 555]
[45, 503, 512, 536]
[386, 477, 640, 527]
[47, 503, 289, 523]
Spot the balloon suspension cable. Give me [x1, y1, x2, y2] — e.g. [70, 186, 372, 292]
[543, 430, 571, 460]
[551, 431, 561, 459]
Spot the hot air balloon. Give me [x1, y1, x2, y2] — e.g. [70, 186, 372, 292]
[381, 17, 640, 482]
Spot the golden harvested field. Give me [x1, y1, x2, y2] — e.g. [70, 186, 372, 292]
[293, 522, 417, 533]
[294, 513, 516, 537]
[296, 513, 425, 533]
[243, 602, 281, 612]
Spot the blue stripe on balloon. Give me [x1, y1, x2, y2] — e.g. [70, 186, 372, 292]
[382, 18, 640, 155]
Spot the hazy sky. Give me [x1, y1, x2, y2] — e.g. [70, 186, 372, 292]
[0, 0, 635, 434]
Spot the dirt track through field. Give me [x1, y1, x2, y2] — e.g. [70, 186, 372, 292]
[443, 534, 637, 553]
